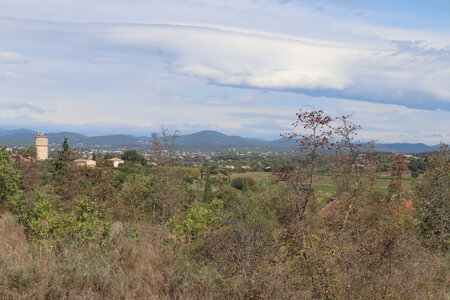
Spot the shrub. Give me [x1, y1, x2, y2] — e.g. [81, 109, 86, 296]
[413, 146, 449, 252]
[231, 177, 248, 191]
[53, 197, 111, 248]
[16, 193, 110, 248]
[0, 149, 21, 208]
[168, 200, 224, 239]
[17, 191, 56, 240]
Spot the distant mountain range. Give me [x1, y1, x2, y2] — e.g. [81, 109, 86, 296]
[0, 128, 442, 153]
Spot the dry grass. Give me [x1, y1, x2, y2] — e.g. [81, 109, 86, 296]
[0, 214, 215, 300]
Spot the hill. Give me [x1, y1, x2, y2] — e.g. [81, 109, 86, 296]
[374, 143, 440, 153]
[0, 129, 442, 153]
[175, 131, 261, 150]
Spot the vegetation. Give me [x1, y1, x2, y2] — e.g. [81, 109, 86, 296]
[0, 149, 21, 208]
[0, 110, 448, 299]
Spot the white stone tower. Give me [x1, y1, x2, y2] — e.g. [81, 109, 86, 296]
[35, 132, 48, 160]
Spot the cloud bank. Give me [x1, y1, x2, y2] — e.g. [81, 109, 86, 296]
[0, 0, 449, 143]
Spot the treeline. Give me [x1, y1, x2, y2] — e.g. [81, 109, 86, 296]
[0, 110, 448, 299]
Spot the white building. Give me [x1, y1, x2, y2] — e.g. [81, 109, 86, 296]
[35, 133, 48, 160]
[108, 157, 124, 168]
[74, 159, 96, 167]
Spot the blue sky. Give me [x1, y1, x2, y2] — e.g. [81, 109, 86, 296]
[0, 0, 449, 144]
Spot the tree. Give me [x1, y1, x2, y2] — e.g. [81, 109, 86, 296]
[388, 154, 408, 202]
[150, 128, 179, 167]
[413, 145, 449, 251]
[231, 177, 249, 192]
[19, 146, 37, 158]
[55, 137, 74, 170]
[333, 115, 377, 230]
[334, 114, 374, 197]
[203, 173, 213, 203]
[0, 149, 21, 207]
[282, 109, 334, 218]
[121, 150, 147, 166]
[408, 157, 427, 178]
[54, 138, 82, 201]
[62, 137, 69, 152]
[103, 153, 116, 161]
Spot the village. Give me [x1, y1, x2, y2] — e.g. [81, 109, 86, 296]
[5, 132, 287, 172]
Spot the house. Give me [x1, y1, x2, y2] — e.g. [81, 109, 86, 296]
[108, 157, 124, 168]
[74, 159, 96, 167]
[10, 154, 39, 163]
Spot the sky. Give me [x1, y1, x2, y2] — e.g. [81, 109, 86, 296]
[0, 0, 449, 144]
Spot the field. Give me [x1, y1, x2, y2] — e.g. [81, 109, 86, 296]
[216, 171, 419, 196]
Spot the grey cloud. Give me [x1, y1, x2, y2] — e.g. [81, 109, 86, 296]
[0, 102, 47, 113]
[391, 40, 450, 58]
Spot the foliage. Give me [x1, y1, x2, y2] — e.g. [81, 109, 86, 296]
[62, 137, 69, 152]
[18, 146, 37, 158]
[388, 154, 408, 201]
[231, 176, 248, 191]
[1, 118, 449, 298]
[119, 173, 165, 221]
[16, 192, 110, 248]
[0, 149, 21, 208]
[16, 191, 55, 239]
[281, 109, 335, 219]
[203, 173, 213, 202]
[56, 197, 111, 247]
[121, 149, 147, 166]
[333, 115, 377, 199]
[408, 157, 427, 178]
[168, 200, 223, 239]
[413, 145, 450, 252]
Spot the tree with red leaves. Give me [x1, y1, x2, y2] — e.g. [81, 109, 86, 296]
[282, 109, 335, 218]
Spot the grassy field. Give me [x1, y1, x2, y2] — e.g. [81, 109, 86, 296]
[219, 171, 419, 196]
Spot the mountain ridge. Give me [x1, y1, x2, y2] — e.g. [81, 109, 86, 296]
[0, 129, 442, 153]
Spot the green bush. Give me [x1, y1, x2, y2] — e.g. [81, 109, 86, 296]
[231, 177, 248, 191]
[168, 200, 224, 239]
[53, 198, 111, 248]
[0, 149, 21, 208]
[17, 193, 110, 248]
[413, 147, 449, 252]
[120, 174, 164, 221]
[17, 191, 56, 239]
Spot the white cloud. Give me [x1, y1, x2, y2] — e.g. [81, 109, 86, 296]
[0, 71, 21, 78]
[106, 23, 359, 91]
[102, 23, 449, 107]
[0, 51, 28, 64]
[91, 57, 120, 64]
[1, 2, 449, 108]
[37, 79, 57, 85]
[0, 0, 449, 143]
